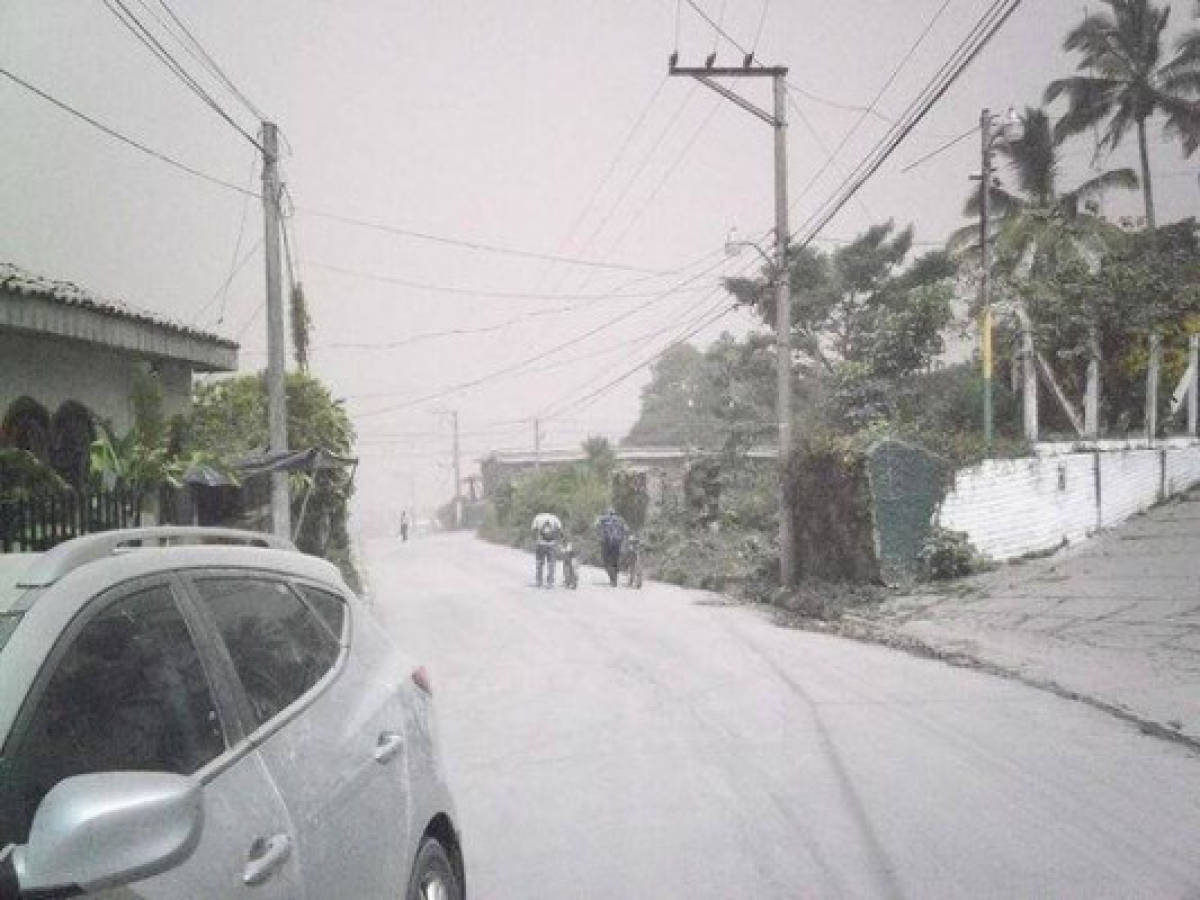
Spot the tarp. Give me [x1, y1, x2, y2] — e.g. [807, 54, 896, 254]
[182, 462, 237, 487]
[234, 447, 358, 478]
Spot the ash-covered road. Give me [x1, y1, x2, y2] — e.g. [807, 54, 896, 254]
[364, 532, 1200, 899]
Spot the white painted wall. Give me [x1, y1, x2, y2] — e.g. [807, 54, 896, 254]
[0, 332, 191, 433]
[937, 444, 1200, 560]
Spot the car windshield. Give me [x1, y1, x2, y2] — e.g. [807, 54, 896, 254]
[0, 613, 19, 653]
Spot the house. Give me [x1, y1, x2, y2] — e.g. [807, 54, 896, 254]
[1, 261, 237, 491]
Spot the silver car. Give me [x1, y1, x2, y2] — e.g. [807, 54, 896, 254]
[0, 527, 464, 899]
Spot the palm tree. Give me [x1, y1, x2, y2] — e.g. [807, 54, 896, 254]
[950, 107, 1137, 271]
[949, 107, 1137, 439]
[1045, 0, 1200, 229]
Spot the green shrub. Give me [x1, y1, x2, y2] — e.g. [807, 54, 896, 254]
[919, 527, 977, 579]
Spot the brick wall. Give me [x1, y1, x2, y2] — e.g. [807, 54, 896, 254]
[937, 444, 1200, 560]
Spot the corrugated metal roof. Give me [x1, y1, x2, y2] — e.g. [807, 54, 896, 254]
[0, 262, 238, 349]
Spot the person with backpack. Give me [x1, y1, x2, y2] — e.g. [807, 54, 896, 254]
[530, 512, 563, 588]
[595, 508, 628, 587]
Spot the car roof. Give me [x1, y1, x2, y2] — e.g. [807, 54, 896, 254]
[0, 554, 38, 614]
[16, 527, 295, 588]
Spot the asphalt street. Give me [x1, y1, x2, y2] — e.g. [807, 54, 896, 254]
[364, 532, 1200, 899]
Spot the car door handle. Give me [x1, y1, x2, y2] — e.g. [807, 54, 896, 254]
[243, 834, 292, 885]
[374, 730, 404, 764]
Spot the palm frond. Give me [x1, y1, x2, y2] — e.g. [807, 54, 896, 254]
[1066, 167, 1139, 205]
[1159, 94, 1200, 156]
[1046, 75, 1119, 142]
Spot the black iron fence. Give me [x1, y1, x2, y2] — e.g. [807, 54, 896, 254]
[0, 489, 142, 553]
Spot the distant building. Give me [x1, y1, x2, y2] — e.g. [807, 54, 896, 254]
[480, 445, 776, 510]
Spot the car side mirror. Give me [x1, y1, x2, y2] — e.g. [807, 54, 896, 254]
[5, 772, 203, 898]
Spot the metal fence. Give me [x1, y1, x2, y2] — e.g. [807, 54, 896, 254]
[0, 489, 141, 553]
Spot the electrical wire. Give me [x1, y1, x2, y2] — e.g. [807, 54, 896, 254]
[153, 0, 267, 121]
[199, 152, 259, 326]
[540, 299, 738, 422]
[100, 0, 263, 151]
[561, 83, 701, 279]
[350, 254, 736, 417]
[303, 259, 712, 303]
[599, 98, 724, 261]
[0, 65, 259, 197]
[193, 237, 261, 328]
[535, 75, 669, 288]
[2, 64, 722, 283]
[534, 290, 729, 418]
[788, 95, 875, 225]
[790, 0, 956, 209]
[790, 0, 1023, 250]
[900, 122, 980, 173]
[294, 205, 665, 275]
[751, 0, 771, 52]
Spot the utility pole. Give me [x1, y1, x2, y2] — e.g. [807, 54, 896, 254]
[451, 410, 462, 528]
[261, 122, 290, 539]
[534, 418, 541, 470]
[670, 56, 794, 587]
[978, 109, 994, 446]
[1189, 334, 1199, 438]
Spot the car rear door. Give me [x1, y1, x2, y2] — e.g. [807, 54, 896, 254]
[185, 572, 413, 898]
[0, 576, 302, 898]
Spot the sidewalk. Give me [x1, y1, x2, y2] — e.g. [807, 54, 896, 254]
[850, 486, 1200, 748]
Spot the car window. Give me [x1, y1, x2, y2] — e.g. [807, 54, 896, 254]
[193, 577, 340, 728]
[0, 583, 225, 847]
[294, 583, 348, 640]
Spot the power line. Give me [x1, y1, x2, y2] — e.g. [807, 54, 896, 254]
[790, 0, 955, 210]
[542, 75, 669, 279]
[0, 65, 259, 197]
[303, 259, 713, 302]
[294, 205, 665, 275]
[100, 0, 263, 151]
[535, 291, 729, 418]
[599, 98, 724, 261]
[900, 122, 980, 173]
[194, 152, 260, 326]
[751, 0, 771, 52]
[560, 83, 702, 282]
[153, 0, 267, 121]
[680, 0, 896, 124]
[193, 237, 261, 327]
[350, 255, 735, 417]
[541, 299, 738, 422]
[534, 244, 765, 421]
[788, 95, 875, 224]
[791, 0, 1023, 249]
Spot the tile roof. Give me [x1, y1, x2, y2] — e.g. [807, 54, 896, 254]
[0, 262, 238, 349]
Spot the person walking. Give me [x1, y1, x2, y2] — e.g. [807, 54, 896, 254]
[399, 510, 410, 542]
[595, 507, 628, 587]
[531, 512, 563, 588]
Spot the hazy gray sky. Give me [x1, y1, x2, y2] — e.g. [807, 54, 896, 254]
[4, 0, 1199, 525]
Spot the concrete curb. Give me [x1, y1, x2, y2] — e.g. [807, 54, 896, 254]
[772, 610, 1200, 757]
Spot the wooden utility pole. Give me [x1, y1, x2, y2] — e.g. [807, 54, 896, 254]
[978, 109, 994, 446]
[451, 410, 462, 528]
[1146, 332, 1161, 445]
[1189, 334, 1199, 437]
[669, 57, 794, 586]
[261, 122, 290, 538]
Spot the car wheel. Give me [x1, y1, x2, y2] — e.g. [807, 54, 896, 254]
[406, 837, 461, 900]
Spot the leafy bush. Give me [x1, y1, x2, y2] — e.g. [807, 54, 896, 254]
[919, 527, 978, 579]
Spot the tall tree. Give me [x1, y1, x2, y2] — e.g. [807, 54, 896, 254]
[725, 222, 954, 378]
[950, 107, 1136, 274]
[1045, 0, 1200, 229]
